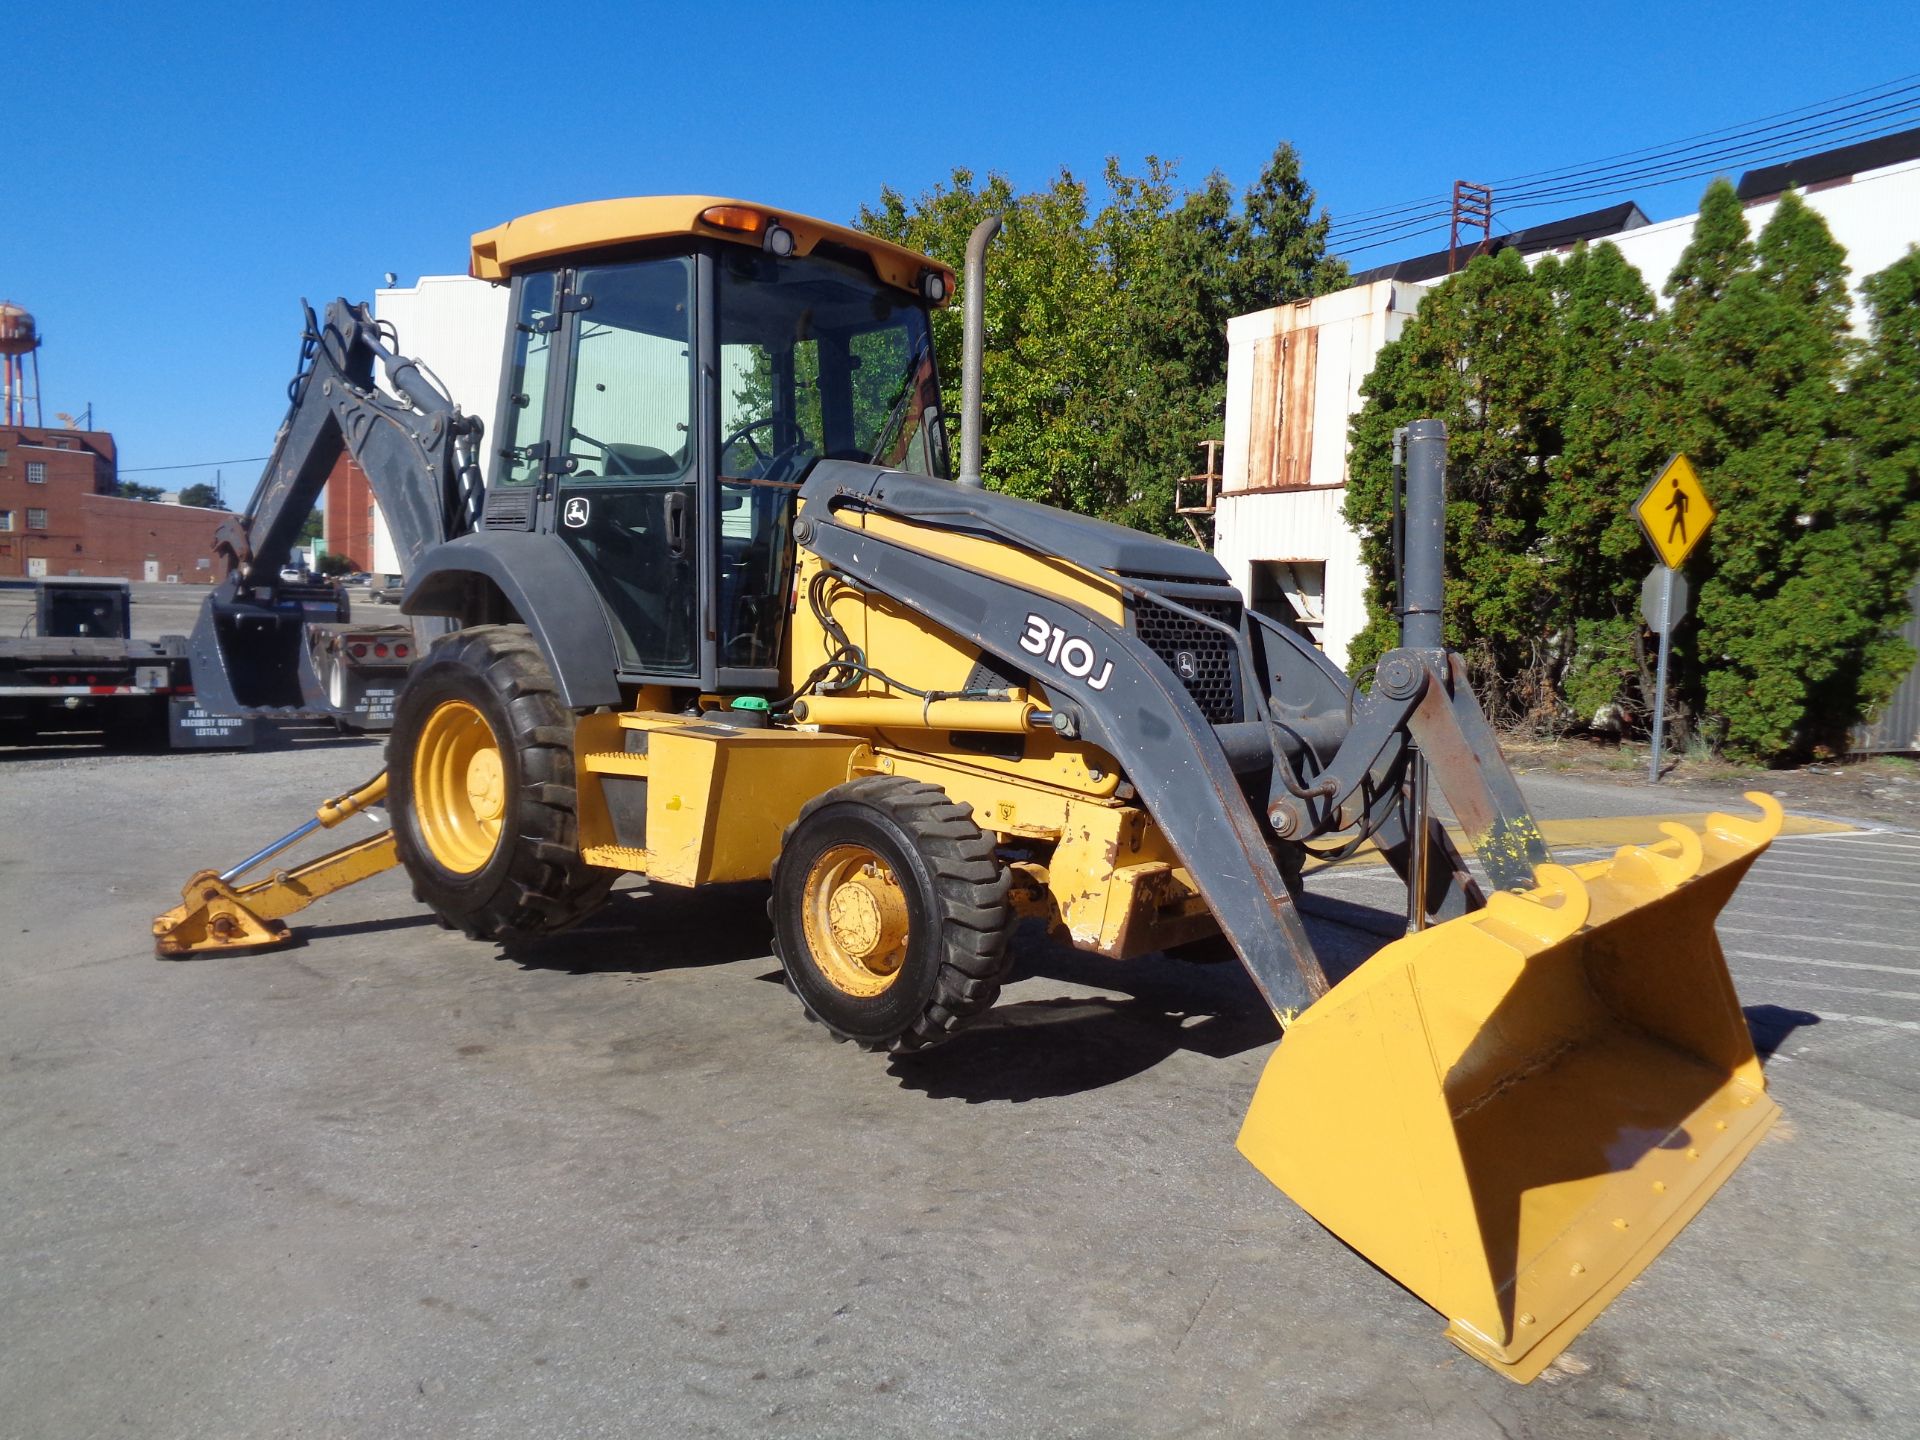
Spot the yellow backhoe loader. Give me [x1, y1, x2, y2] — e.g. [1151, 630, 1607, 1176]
[156, 197, 1783, 1380]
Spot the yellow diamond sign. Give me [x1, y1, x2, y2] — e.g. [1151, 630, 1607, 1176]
[1635, 454, 1714, 569]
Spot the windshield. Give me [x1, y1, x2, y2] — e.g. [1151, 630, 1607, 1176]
[717, 249, 948, 485]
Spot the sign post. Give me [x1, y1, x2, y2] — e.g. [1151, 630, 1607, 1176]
[1634, 455, 1713, 782]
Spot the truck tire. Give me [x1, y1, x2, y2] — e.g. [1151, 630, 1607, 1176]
[770, 776, 1012, 1055]
[388, 624, 612, 940]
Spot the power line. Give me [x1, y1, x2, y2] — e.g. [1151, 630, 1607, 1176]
[119, 455, 269, 474]
[1488, 72, 1920, 189]
[1492, 94, 1920, 206]
[1325, 71, 1920, 238]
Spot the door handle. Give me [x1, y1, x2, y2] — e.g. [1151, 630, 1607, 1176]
[664, 490, 689, 557]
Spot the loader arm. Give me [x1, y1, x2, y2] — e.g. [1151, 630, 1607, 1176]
[187, 299, 482, 717]
[798, 478, 1335, 1014]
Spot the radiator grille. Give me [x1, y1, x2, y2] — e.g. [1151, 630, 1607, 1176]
[1131, 591, 1241, 722]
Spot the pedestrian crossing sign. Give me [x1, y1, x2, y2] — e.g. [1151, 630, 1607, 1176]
[1635, 454, 1714, 569]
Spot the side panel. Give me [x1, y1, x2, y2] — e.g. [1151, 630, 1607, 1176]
[403, 531, 623, 710]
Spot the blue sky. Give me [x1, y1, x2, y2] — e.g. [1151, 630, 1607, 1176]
[6, 1, 1916, 496]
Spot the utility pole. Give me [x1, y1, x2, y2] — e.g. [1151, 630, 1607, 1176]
[1448, 182, 1494, 274]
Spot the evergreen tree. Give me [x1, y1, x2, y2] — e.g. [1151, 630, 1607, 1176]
[1819, 248, 1920, 739]
[1230, 142, 1349, 313]
[1345, 248, 1560, 718]
[1663, 178, 1751, 338]
[1538, 243, 1668, 723]
[1686, 192, 1856, 758]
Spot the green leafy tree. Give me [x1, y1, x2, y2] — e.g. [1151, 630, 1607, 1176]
[315, 551, 354, 578]
[1537, 243, 1668, 723]
[1663, 178, 1752, 339]
[176, 481, 221, 508]
[1345, 177, 1920, 764]
[1345, 247, 1562, 719]
[1818, 248, 1920, 740]
[1683, 191, 1857, 758]
[115, 480, 165, 502]
[1230, 142, 1348, 314]
[857, 144, 1343, 535]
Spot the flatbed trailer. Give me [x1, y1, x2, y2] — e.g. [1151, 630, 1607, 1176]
[0, 578, 251, 748]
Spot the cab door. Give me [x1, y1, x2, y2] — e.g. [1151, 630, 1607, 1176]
[550, 255, 707, 683]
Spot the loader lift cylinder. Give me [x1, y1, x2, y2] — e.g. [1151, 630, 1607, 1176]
[1401, 418, 1447, 652]
[1399, 419, 1447, 930]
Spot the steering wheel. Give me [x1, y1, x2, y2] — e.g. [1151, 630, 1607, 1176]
[722, 416, 815, 482]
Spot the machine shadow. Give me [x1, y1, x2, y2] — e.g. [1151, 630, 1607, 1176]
[482, 881, 1412, 1104]
[885, 917, 1392, 1104]
[1744, 1003, 1821, 1061]
[496, 882, 777, 977]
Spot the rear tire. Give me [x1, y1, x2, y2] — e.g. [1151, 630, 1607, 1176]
[771, 776, 1012, 1054]
[388, 624, 612, 940]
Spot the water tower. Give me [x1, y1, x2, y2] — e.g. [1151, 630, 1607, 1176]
[0, 302, 42, 428]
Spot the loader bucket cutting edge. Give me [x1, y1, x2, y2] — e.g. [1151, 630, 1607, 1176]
[1237, 792, 1785, 1382]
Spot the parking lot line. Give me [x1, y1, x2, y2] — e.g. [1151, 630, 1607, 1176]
[1726, 949, 1920, 978]
[1776, 834, 1920, 853]
[1719, 925, 1920, 959]
[1730, 973, 1920, 1002]
[1737, 878, 1920, 901]
[1808, 1011, 1920, 1033]
[1747, 866, 1920, 886]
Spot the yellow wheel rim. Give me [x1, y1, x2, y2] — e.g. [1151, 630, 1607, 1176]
[800, 843, 912, 997]
[413, 699, 506, 875]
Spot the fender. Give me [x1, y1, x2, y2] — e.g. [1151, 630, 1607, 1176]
[403, 531, 622, 710]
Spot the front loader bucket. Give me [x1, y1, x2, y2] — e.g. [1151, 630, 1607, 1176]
[1238, 794, 1784, 1382]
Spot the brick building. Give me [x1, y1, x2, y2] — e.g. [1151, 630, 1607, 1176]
[0, 425, 116, 580]
[0, 424, 234, 581]
[74, 492, 234, 582]
[323, 450, 375, 570]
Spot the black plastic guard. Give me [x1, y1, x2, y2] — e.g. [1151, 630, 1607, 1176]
[403, 531, 623, 711]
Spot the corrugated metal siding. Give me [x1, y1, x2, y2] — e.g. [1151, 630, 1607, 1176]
[1851, 578, 1920, 753]
[1213, 487, 1368, 669]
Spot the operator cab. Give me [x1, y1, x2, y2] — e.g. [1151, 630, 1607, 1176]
[477, 198, 952, 693]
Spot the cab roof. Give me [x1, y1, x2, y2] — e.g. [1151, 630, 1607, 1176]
[469, 195, 951, 302]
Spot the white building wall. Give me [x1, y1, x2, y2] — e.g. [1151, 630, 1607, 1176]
[374, 274, 511, 422]
[1215, 156, 1920, 674]
[1569, 157, 1920, 330]
[364, 274, 510, 570]
[1215, 280, 1424, 669]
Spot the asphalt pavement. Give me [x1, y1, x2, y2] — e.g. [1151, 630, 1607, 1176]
[1, 737, 1915, 1439]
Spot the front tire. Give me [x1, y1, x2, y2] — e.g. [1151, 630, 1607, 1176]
[771, 776, 1012, 1054]
[388, 624, 611, 940]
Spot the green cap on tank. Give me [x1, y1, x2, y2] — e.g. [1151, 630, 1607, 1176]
[729, 695, 771, 712]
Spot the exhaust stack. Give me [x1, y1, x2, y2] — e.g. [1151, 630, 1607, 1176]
[957, 215, 1001, 489]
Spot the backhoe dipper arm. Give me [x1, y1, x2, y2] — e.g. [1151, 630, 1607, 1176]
[189, 300, 484, 715]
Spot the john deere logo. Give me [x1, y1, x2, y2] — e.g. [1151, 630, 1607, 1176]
[562, 497, 590, 529]
[1175, 651, 1198, 680]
